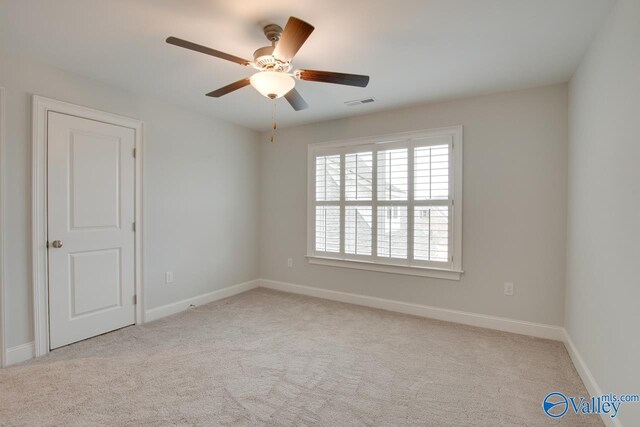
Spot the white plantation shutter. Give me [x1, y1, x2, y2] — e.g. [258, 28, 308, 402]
[315, 154, 341, 254]
[345, 152, 372, 201]
[377, 148, 408, 201]
[345, 206, 372, 255]
[315, 155, 341, 201]
[414, 206, 449, 262]
[309, 127, 462, 277]
[413, 143, 450, 262]
[414, 145, 449, 200]
[377, 206, 408, 258]
[315, 206, 340, 253]
[376, 148, 409, 260]
[344, 152, 373, 256]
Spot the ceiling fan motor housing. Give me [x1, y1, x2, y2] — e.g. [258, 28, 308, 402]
[253, 45, 291, 72]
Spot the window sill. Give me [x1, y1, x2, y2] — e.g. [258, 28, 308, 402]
[306, 256, 463, 280]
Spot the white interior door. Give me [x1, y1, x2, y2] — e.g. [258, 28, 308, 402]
[47, 111, 136, 349]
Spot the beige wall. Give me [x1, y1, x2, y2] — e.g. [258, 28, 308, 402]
[566, 0, 640, 425]
[0, 50, 261, 349]
[259, 84, 568, 326]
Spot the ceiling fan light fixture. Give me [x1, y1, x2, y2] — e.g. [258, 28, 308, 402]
[250, 71, 295, 99]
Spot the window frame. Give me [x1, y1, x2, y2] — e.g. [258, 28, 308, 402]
[307, 126, 463, 280]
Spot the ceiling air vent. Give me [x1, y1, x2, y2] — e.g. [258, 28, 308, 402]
[344, 97, 376, 107]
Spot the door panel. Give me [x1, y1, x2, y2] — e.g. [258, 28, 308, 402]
[69, 249, 121, 317]
[48, 111, 136, 349]
[70, 131, 121, 230]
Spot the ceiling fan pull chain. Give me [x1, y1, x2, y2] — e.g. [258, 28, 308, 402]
[270, 100, 278, 143]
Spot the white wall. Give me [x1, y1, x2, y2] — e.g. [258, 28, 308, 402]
[566, 0, 640, 425]
[260, 84, 568, 326]
[0, 50, 260, 349]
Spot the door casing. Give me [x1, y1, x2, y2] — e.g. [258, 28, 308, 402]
[32, 95, 144, 357]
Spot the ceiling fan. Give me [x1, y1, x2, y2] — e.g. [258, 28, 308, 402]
[166, 17, 370, 111]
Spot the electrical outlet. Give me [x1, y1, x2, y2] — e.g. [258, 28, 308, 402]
[287, 257, 293, 268]
[165, 271, 174, 284]
[504, 282, 514, 296]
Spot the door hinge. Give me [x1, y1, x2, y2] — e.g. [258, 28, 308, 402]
[132, 222, 136, 232]
[132, 148, 136, 158]
[133, 295, 137, 305]
[46, 241, 49, 249]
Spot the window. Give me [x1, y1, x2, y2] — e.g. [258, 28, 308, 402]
[307, 127, 463, 280]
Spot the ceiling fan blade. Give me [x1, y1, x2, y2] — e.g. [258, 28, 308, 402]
[272, 17, 315, 62]
[296, 69, 370, 87]
[206, 78, 251, 97]
[166, 36, 251, 66]
[284, 88, 309, 111]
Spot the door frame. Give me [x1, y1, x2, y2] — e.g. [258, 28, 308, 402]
[32, 95, 144, 357]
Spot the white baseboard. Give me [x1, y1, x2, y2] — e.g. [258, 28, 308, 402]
[258, 279, 565, 341]
[563, 330, 622, 427]
[144, 279, 259, 322]
[5, 342, 35, 367]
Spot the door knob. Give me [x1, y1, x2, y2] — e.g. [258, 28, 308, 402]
[51, 240, 63, 248]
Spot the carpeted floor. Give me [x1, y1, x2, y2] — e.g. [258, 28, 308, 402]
[1, 288, 602, 426]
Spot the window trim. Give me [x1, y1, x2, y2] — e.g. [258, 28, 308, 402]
[307, 126, 463, 280]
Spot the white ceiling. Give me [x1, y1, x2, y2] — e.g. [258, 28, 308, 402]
[0, 0, 614, 131]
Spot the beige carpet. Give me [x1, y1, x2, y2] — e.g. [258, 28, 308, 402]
[1, 288, 601, 426]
